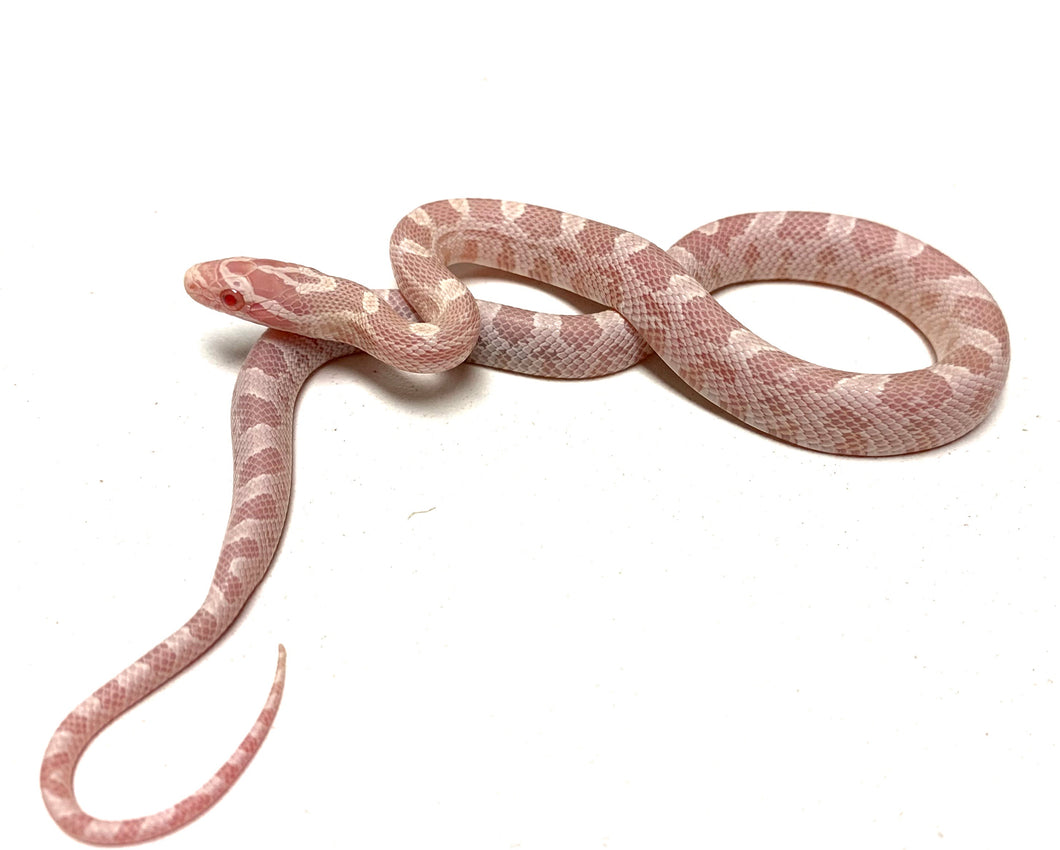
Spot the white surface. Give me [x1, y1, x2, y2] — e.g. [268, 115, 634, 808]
[2, 2, 1055, 848]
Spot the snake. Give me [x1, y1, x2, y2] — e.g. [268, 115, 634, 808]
[40, 198, 1010, 844]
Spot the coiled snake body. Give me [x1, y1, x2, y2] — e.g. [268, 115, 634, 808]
[41, 199, 1010, 844]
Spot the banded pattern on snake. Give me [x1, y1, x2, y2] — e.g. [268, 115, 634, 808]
[41, 199, 1009, 844]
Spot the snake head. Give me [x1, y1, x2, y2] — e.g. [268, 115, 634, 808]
[185, 253, 483, 374]
[184, 257, 327, 332]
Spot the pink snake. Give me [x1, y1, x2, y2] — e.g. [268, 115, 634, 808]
[41, 199, 1010, 844]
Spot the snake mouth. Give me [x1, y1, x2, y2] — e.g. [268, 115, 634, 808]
[244, 300, 300, 330]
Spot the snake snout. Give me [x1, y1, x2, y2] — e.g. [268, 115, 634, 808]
[183, 263, 207, 299]
[183, 260, 229, 311]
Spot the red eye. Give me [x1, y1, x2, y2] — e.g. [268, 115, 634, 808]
[220, 289, 245, 310]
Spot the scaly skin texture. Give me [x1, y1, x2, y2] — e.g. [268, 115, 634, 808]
[42, 199, 1009, 844]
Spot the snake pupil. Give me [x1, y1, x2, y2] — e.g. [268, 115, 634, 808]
[221, 289, 245, 310]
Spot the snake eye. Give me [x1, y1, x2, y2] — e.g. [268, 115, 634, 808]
[220, 289, 245, 310]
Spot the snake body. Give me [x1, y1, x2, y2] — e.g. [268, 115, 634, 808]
[41, 199, 1009, 844]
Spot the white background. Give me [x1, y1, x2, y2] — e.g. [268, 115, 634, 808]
[3, 2, 1055, 848]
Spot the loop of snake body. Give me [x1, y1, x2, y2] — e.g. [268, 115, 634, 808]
[41, 199, 1010, 844]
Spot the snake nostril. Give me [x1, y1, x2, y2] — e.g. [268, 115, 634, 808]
[220, 289, 245, 310]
